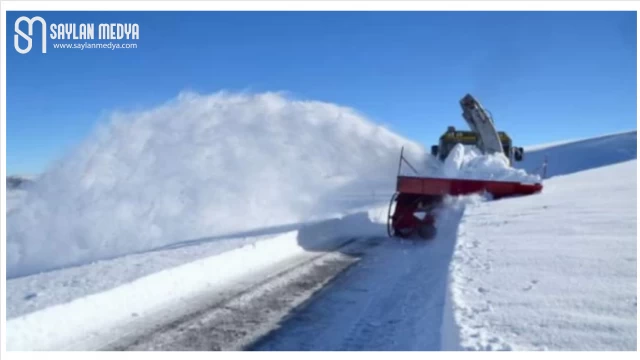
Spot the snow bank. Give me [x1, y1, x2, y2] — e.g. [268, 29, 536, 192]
[450, 159, 637, 350]
[6, 91, 428, 278]
[6, 210, 386, 351]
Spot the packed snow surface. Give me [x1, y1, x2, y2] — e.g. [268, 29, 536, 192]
[254, 196, 473, 351]
[451, 159, 637, 350]
[6, 91, 539, 279]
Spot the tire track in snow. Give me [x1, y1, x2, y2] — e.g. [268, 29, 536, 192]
[251, 204, 466, 351]
[109, 237, 382, 351]
[110, 202, 468, 351]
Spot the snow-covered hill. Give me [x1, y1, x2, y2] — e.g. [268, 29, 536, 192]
[518, 130, 637, 178]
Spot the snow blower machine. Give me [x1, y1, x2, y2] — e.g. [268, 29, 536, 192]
[387, 94, 545, 239]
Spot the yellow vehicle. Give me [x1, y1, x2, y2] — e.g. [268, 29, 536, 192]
[430, 126, 524, 165]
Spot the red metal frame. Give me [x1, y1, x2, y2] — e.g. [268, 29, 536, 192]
[396, 175, 543, 199]
[388, 147, 544, 239]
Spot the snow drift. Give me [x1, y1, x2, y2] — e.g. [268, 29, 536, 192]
[6, 92, 429, 278]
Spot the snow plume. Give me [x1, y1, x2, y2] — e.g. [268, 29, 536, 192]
[6, 91, 428, 278]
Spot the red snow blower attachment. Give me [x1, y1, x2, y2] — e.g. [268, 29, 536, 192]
[387, 94, 545, 240]
[387, 148, 544, 240]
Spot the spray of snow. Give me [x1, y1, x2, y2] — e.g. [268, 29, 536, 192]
[7, 92, 541, 279]
[6, 91, 429, 278]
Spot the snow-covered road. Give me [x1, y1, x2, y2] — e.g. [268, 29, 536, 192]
[110, 238, 368, 351]
[6, 211, 387, 351]
[6, 202, 469, 351]
[254, 202, 466, 351]
[104, 198, 466, 351]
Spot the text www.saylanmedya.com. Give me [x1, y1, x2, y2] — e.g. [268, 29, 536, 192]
[52, 42, 138, 50]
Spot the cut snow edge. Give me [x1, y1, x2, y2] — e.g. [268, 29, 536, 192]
[6, 210, 385, 351]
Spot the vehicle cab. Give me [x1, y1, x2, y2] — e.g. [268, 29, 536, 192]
[430, 126, 524, 165]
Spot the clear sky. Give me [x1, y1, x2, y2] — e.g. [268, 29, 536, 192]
[6, 11, 637, 175]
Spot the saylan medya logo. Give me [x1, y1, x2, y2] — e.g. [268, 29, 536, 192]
[14, 16, 140, 54]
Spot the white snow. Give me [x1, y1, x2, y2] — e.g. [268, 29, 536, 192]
[437, 144, 541, 184]
[518, 130, 637, 179]
[254, 198, 470, 351]
[6, 210, 386, 351]
[448, 133, 637, 351]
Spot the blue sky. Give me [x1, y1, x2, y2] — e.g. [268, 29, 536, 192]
[6, 11, 637, 175]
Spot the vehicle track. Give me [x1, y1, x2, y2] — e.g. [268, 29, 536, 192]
[251, 206, 463, 351]
[106, 205, 463, 351]
[109, 237, 386, 350]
